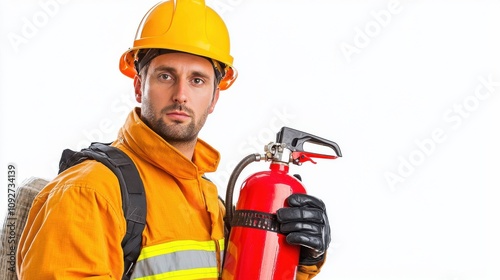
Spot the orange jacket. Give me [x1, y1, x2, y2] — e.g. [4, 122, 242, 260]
[17, 108, 322, 279]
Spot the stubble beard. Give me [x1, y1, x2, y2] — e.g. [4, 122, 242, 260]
[141, 103, 210, 146]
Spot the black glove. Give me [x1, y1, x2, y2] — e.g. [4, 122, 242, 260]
[276, 193, 331, 265]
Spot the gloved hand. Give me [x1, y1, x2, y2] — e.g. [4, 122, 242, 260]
[276, 193, 331, 265]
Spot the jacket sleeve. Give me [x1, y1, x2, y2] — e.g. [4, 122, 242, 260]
[296, 257, 326, 280]
[17, 178, 126, 279]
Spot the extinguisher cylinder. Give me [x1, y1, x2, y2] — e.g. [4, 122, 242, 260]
[222, 162, 306, 280]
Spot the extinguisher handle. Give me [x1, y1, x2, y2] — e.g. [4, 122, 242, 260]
[276, 127, 342, 158]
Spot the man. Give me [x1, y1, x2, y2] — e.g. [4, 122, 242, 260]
[17, 1, 330, 279]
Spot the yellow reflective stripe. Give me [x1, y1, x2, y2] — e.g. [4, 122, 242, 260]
[137, 239, 224, 262]
[218, 238, 225, 251]
[134, 267, 218, 280]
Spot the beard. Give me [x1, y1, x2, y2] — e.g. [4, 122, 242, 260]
[141, 102, 210, 146]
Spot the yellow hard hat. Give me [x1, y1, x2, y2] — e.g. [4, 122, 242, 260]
[119, 0, 237, 90]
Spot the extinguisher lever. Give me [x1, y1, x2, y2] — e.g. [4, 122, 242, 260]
[276, 127, 342, 159]
[292, 151, 338, 165]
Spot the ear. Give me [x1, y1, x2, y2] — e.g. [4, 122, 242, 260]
[134, 75, 143, 103]
[208, 88, 220, 114]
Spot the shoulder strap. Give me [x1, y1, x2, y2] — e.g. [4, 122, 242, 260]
[59, 142, 146, 279]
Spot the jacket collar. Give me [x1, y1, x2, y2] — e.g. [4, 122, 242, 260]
[117, 108, 220, 179]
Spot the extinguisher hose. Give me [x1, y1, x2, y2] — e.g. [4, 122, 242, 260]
[224, 153, 262, 230]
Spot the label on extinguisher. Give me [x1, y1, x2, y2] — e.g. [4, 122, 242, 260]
[231, 209, 280, 232]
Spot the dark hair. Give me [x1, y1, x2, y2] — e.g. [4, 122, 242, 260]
[135, 48, 225, 86]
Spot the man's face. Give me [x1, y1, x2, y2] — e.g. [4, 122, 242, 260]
[134, 52, 220, 145]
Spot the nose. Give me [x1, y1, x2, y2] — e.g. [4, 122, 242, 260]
[172, 81, 188, 104]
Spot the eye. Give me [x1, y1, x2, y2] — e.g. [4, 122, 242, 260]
[159, 73, 172, 81]
[192, 77, 205, 85]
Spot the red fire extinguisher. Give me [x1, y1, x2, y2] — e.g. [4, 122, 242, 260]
[222, 126, 342, 280]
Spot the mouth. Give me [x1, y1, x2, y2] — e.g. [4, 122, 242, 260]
[165, 110, 191, 121]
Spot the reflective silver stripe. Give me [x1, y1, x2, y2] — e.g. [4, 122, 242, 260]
[132, 250, 217, 278]
[131, 239, 223, 279]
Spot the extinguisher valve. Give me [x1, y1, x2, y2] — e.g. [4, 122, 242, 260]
[264, 142, 293, 164]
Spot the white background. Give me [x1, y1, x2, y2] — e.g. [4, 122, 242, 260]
[1, 0, 500, 279]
